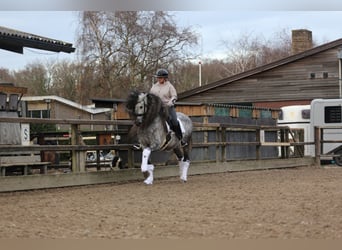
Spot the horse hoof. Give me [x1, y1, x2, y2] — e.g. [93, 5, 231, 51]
[144, 179, 153, 185]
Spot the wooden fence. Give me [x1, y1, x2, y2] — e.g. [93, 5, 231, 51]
[313, 126, 342, 166]
[0, 117, 314, 192]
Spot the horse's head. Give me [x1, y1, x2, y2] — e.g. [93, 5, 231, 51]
[133, 92, 148, 126]
[126, 91, 148, 126]
[126, 90, 165, 127]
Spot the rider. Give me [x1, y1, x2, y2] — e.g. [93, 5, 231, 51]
[150, 68, 186, 146]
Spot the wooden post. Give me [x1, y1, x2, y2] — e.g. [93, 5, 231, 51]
[71, 124, 77, 172]
[221, 127, 226, 162]
[215, 127, 220, 162]
[96, 150, 101, 171]
[256, 128, 261, 160]
[203, 116, 209, 161]
[127, 148, 134, 168]
[280, 128, 289, 159]
[285, 128, 290, 158]
[314, 126, 321, 167]
[71, 124, 86, 173]
[79, 135, 86, 173]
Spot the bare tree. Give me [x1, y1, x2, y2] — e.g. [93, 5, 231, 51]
[6, 23, 295, 101]
[48, 61, 84, 103]
[77, 11, 198, 98]
[172, 29, 294, 91]
[173, 59, 228, 91]
[220, 29, 292, 76]
[13, 63, 49, 96]
[0, 68, 16, 83]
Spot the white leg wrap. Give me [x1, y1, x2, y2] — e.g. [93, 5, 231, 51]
[144, 164, 154, 185]
[141, 148, 154, 185]
[141, 148, 151, 172]
[179, 160, 190, 182]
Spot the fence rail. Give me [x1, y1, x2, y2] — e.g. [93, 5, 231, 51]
[0, 117, 306, 170]
[314, 126, 342, 166]
[0, 116, 316, 192]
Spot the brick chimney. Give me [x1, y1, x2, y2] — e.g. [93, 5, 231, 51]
[291, 29, 313, 54]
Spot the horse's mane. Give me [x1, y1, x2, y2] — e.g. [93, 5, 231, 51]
[126, 90, 140, 116]
[126, 90, 168, 129]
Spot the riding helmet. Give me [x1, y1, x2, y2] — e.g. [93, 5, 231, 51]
[155, 68, 169, 78]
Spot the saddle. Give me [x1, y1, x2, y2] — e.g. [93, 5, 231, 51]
[162, 118, 186, 149]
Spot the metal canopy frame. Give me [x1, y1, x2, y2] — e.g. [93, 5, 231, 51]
[0, 25, 75, 54]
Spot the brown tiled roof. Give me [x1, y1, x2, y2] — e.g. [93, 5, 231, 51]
[0, 25, 75, 54]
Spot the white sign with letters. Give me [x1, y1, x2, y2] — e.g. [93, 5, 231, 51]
[21, 123, 30, 146]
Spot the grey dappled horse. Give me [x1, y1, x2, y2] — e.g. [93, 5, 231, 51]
[126, 90, 193, 185]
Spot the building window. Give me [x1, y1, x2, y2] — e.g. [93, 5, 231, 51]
[309, 72, 315, 79]
[27, 110, 49, 118]
[323, 72, 328, 79]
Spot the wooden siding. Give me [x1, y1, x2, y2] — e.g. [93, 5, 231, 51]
[180, 47, 341, 106]
[254, 100, 312, 109]
[115, 103, 215, 119]
[27, 100, 109, 131]
[0, 112, 21, 144]
[175, 104, 213, 117]
[114, 102, 279, 120]
[53, 102, 110, 131]
[116, 102, 129, 119]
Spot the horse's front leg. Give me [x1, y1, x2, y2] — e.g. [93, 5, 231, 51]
[141, 147, 154, 185]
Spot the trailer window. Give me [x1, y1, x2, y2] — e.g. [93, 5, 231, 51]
[325, 106, 342, 123]
[301, 109, 310, 119]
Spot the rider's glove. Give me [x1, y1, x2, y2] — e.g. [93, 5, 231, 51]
[169, 98, 176, 106]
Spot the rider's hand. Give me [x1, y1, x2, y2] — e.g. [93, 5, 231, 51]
[169, 98, 176, 106]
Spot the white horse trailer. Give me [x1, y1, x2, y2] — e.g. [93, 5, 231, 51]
[310, 99, 342, 165]
[279, 99, 342, 165]
[277, 104, 311, 156]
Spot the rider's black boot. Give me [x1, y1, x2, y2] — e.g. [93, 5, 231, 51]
[174, 122, 183, 140]
[174, 122, 187, 147]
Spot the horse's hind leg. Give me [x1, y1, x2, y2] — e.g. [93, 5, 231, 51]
[174, 147, 190, 183]
[179, 160, 190, 182]
[141, 148, 154, 185]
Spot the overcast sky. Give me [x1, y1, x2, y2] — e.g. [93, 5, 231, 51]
[1, 10, 342, 71]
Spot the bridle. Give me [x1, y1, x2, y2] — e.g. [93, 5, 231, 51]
[134, 93, 148, 125]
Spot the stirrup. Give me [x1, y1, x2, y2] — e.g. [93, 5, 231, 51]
[181, 140, 188, 147]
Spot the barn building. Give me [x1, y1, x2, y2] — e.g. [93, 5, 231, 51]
[0, 25, 77, 145]
[22, 95, 112, 131]
[178, 29, 342, 109]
